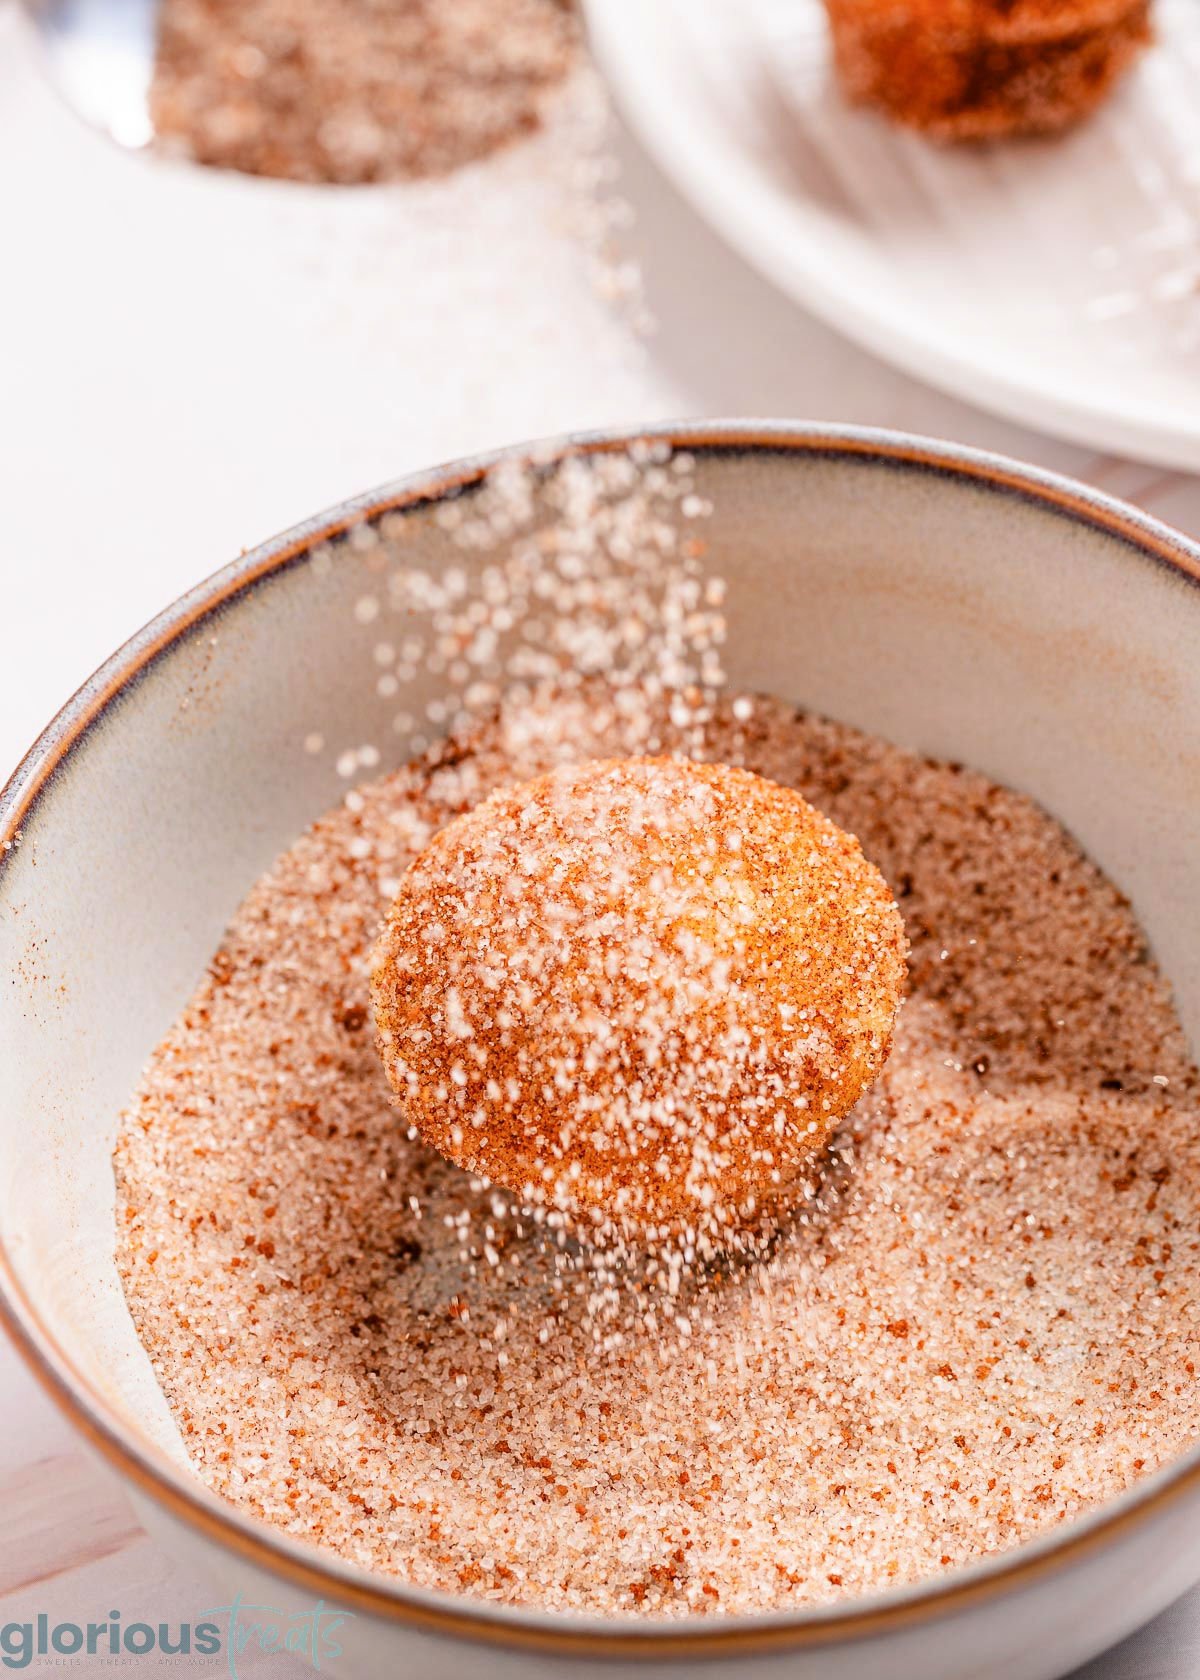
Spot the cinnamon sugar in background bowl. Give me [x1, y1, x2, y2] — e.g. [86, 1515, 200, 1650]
[4, 422, 1200, 1679]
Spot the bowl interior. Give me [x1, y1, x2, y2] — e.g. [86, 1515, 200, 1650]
[3, 431, 1200, 1600]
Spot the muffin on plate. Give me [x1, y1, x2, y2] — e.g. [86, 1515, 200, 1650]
[824, 0, 1152, 139]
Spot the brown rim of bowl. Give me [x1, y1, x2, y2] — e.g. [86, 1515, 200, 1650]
[3, 421, 1200, 1659]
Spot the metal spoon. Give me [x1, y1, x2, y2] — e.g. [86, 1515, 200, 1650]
[20, 0, 157, 149]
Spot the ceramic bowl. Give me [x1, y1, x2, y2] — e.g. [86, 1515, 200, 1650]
[4, 422, 1200, 1680]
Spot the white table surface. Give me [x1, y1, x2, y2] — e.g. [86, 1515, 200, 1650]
[2, 7, 1199, 1675]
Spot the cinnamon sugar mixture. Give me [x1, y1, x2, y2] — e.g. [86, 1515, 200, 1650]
[150, 0, 580, 184]
[115, 680, 1200, 1615]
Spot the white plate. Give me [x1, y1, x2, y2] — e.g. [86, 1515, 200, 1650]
[586, 0, 1200, 468]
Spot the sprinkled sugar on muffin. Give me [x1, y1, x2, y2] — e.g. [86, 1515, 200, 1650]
[371, 755, 907, 1244]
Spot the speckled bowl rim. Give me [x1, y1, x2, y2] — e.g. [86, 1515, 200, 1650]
[4, 420, 1200, 1659]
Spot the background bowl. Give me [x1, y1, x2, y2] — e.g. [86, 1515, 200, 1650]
[3, 422, 1200, 1679]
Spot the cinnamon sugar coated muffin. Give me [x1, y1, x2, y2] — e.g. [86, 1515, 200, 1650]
[824, 0, 1152, 138]
[370, 756, 907, 1242]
